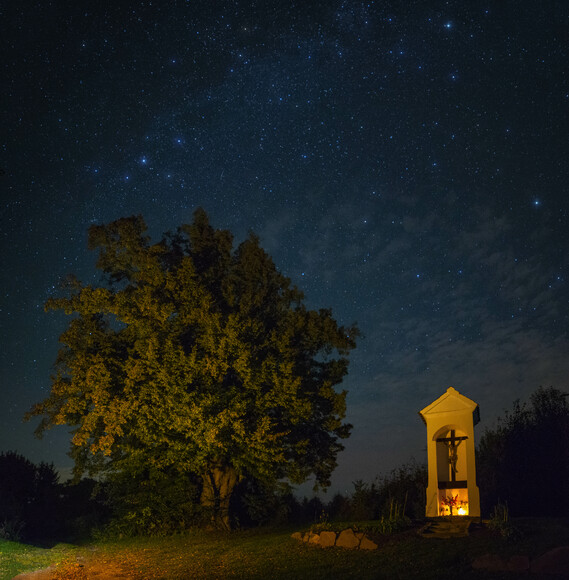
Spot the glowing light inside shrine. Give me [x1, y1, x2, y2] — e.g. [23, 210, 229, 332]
[439, 490, 469, 516]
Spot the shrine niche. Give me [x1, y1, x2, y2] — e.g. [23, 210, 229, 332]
[419, 387, 481, 517]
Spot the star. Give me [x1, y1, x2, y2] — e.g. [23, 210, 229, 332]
[2, 0, 567, 499]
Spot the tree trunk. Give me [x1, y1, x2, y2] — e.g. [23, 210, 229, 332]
[200, 464, 239, 530]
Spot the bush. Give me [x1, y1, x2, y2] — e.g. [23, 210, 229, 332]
[477, 387, 569, 517]
[361, 499, 411, 535]
[349, 480, 381, 521]
[231, 479, 303, 528]
[57, 479, 110, 542]
[100, 468, 202, 538]
[308, 460, 428, 531]
[326, 461, 426, 524]
[0, 518, 25, 542]
[487, 502, 521, 540]
[375, 460, 427, 521]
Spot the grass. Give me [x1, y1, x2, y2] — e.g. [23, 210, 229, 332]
[1, 518, 568, 580]
[0, 540, 80, 580]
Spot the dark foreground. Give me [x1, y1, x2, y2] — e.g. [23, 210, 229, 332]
[3, 518, 569, 579]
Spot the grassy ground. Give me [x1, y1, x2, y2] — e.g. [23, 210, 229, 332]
[0, 540, 81, 580]
[2, 518, 568, 580]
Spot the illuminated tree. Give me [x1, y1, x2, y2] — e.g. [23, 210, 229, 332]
[28, 209, 357, 529]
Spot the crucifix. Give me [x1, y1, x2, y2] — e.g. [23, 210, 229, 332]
[436, 430, 467, 481]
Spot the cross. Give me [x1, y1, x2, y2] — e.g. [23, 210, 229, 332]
[437, 430, 467, 481]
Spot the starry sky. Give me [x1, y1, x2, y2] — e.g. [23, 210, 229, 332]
[2, 0, 568, 495]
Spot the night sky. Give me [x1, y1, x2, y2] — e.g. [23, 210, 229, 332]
[3, 1, 568, 495]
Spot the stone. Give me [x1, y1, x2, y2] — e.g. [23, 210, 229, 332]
[336, 528, 360, 549]
[319, 531, 337, 548]
[359, 535, 378, 551]
[471, 553, 509, 571]
[507, 555, 530, 572]
[291, 527, 377, 551]
[530, 546, 569, 575]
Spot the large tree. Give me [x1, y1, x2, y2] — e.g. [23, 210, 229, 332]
[28, 209, 357, 529]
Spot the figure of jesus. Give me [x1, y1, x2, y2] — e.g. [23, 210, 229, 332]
[437, 430, 467, 481]
[446, 439, 460, 475]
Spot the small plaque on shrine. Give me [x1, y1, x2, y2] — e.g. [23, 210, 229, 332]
[419, 387, 481, 517]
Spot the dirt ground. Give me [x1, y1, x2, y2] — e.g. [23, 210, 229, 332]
[12, 560, 139, 580]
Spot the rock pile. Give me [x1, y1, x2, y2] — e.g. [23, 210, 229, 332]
[291, 528, 378, 550]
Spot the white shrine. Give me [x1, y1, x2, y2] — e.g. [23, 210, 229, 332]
[419, 387, 481, 517]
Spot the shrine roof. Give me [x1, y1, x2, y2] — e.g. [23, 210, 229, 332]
[419, 386, 480, 425]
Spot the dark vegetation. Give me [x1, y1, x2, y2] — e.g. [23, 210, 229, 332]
[476, 386, 569, 518]
[3, 457, 569, 580]
[5, 386, 568, 545]
[0, 454, 423, 543]
[0, 452, 105, 544]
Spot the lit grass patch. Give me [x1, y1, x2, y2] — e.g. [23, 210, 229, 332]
[0, 540, 77, 580]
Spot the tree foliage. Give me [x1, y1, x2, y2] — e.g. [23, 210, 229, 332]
[28, 209, 358, 529]
[477, 386, 569, 517]
[100, 466, 201, 537]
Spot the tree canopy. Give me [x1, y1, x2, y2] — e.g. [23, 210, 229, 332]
[28, 209, 358, 528]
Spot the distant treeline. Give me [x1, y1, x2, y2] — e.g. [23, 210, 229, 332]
[2, 386, 566, 542]
[477, 386, 569, 518]
[0, 452, 426, 542]
[0, 452, 106, 544]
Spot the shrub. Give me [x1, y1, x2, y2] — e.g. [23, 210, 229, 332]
[487, 502, 521, 540]
[375, 460, 427, 520]
[326, 461, 426, 524]
[477, 387, 569, 517]
[230, 479, 303, 528]
[0, 518, 25, 542]
[100, 468, 202, 538]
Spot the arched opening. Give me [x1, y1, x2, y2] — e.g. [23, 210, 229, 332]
[434, 425, 469, 515]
